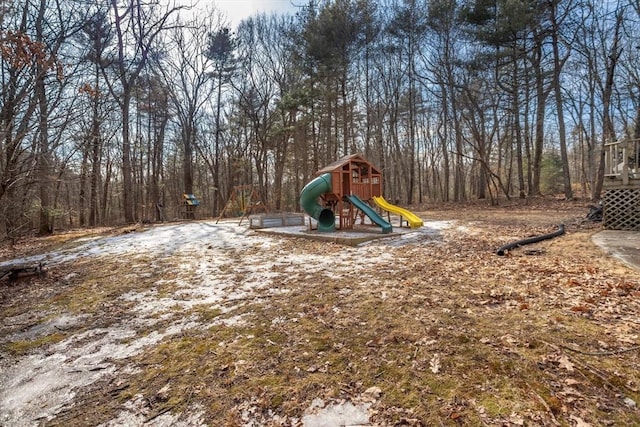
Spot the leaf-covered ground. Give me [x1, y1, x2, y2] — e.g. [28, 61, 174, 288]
[1, 199, 639, 426]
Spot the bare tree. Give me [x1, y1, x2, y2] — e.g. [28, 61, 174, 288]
[205, 26, 237, 216]
[425, 0, 463, 202]
[78, 8, 112, 226]
[33, 0, 87, 234]
[102, 0, 181, 223]
[0, 0, 73, 237]
[548, 0, 574, 200]
[387, 0, 428, 204]
[592, 7, 624, 200]
[160, 8, 224, 205]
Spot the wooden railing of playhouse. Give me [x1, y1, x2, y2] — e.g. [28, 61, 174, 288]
[604, 137, 640, 186]
[350, 182, 371, 200]
[349, 177, 382, 201]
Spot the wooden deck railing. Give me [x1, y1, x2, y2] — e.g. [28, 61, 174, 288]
[605, 138, 640, 186]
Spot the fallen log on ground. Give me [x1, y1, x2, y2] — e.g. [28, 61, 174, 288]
[496, 224, 565, 256]
[0, 262, 46, 281]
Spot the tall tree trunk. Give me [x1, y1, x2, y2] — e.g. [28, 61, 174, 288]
[79, 144, 89, 226]
[89, 87, 101, 226]
[183, 122, 194, 194]
[213, 76, 223, 216]
[341, 73, 349, 157]
[407, 46, 416, 205]
[121, 90, 134, 222]
[549, 2, 573, 200]
[531, 37, 547, 196]
[452, 111, 465, 201]
[512, 52, 526, 199]
[36, 0, 52, 235]
[439, 86, 451, 202]
[444, 40, 464, 201]
[592, 10, 623, 201]
[152, 110, 167, 221]
[101, 158, 112, 224]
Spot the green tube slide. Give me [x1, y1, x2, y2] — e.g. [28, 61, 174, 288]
[300, 173, 336, 232]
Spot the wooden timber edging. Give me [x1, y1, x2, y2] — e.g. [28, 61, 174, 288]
[254, 228, 398, 246]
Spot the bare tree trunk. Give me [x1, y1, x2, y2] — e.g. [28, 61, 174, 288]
[592, 10, 623, 201]
[549, 1, 573, 200]
[444, 43, 464, 201]
[35, 0, 52, 235]
[107, 0, 179, 223]
[152, 109, 167, 221]
[79, 144, 89, 226]
[88, 89, 101, 226]
[121, 92, 134, 222]
[213, 78, 223, 216]
[407, 57, 416, 205]
[101, 157, 112, 224]
[531, 37, 547, 196]
[452, 111, 465, 201]
[182, 123, 194, 194]
[341, 73, 349, 157]
[439, 87, 451, 202]
[512, 52, 526, 199]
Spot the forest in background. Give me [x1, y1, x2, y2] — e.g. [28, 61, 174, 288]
[1, 0, 639, 239]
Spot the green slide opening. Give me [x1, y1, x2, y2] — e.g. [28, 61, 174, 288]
[300, 173, 336, 232]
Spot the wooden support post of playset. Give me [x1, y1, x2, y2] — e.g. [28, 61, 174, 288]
[217, 185, 269, 224]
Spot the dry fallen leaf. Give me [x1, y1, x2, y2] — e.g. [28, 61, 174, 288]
[430, 353, 441, 374]
[558, 355, 575, 372]
[509, 413, 525, 425]
[570, 415, 592, 427]
[362, 386, 382, 400]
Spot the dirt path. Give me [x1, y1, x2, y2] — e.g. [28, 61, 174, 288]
[1, 200, 638, 426]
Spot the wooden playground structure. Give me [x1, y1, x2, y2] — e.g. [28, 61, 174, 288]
[181, 193, 200, 220]
[300, 153, 423, 233]
[315, 154, 383, 230]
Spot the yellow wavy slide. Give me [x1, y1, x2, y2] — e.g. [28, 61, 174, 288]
[372, 196, 423, 229]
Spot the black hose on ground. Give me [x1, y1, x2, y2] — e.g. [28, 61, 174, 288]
[496, 224, 565, 256]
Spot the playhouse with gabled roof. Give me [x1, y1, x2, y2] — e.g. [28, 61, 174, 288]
[317, 153, 382, 201]
[300, 154, 386, 231]
[300, 153, 422, 233]
[317, 154, 383, 230]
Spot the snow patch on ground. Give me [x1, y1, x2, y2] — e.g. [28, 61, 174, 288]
[0, 219, 451, 426]
[99, 399, 207, 427]
[301, 398, 371, 427]
[1, 320, 197, 426]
